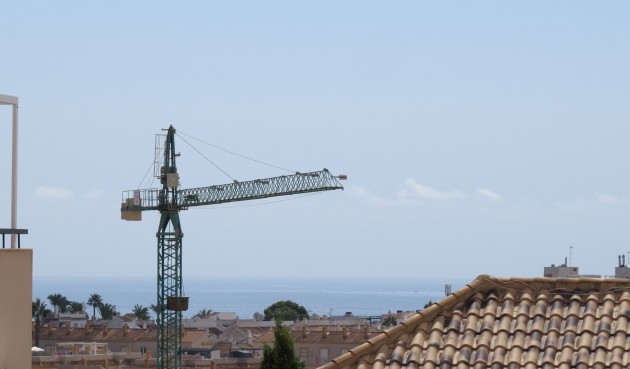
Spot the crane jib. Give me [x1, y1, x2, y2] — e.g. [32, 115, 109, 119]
[121, 169, 344, 215]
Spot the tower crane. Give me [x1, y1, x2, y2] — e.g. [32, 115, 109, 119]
[121, 125, 345, 369]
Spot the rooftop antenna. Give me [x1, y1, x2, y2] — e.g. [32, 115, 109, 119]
[569, 246, 574, 267]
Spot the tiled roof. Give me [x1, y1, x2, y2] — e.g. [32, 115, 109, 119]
[255, 326, 382, 345]
[207, 327, 224, 336]
[319, 275, 630, 369]
[242, 326, 274, 337]
[251, 330, 274, 344]
[182, 329, 207, 344]
[36, 326, 207, 344]
[36, 325, 155, 342]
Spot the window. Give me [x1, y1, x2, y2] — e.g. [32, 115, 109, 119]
[320, 348, 329, 361]
[300, 348, 308, 360]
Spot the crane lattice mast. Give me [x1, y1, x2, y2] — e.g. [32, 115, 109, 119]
[121, 125, 345, 369]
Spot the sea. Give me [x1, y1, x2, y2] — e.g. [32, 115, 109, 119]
[33, 276, 469, 319]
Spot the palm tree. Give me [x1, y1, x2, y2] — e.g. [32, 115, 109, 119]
[48, 293, 69, 315]
[132, 304, 150, 320]
[193, 308, 213, 319]
[69, 301, 85, 314]
[382, 315, 397, 327]
[32, 298, 51, 348]
[87, 293, 103, 320]
[149, 304, 162, 320]
[98, 303, 119, 320]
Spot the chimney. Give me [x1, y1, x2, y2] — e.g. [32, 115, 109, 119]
[302, 325, 308, 338]
[363, 325, 369, 340]
[322, 326, 327, 339]
[123, 323, 129, 337]
[342, 326, 349, 339]
[66, 323, 72, 335]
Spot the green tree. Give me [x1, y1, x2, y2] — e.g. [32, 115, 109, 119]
[263, 300, 309, 321]
[32, 298, 51, 348]
[132, 304, 150, 320]
[423, 300, 434, 309]
[48, 293, 70, 314]
[193, 308, 213, 319]
[260, 320, 305, 369]
[98, 303, 119, 320]
[87, 293, 103, 319]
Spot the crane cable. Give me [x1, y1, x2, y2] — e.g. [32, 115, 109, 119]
[176, 133, 237, 183]
[137, 145, 163, 190]
[176, 130, 296, 174]
[136, 161, 153, 190]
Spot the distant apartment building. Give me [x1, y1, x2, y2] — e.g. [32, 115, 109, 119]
[615, 254, 630, 278]
[255, 318, 383, 369]
[544, 255, 630, 279]
[543, 263, 579, 278]
[57, 312, 89, 328]
[33, 315, 285, 367]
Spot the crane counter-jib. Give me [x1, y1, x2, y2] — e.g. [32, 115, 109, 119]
[121, 169, 344, 219]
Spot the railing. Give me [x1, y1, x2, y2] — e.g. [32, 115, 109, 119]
[121, 188, 162, 211]
[0, 228, 28, 248]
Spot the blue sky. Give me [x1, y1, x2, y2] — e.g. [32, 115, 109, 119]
[1, 1, 630, 279]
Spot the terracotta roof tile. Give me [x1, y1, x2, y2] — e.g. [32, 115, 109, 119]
[182, 329, 206, 343]
[318, 276, 630, 369]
